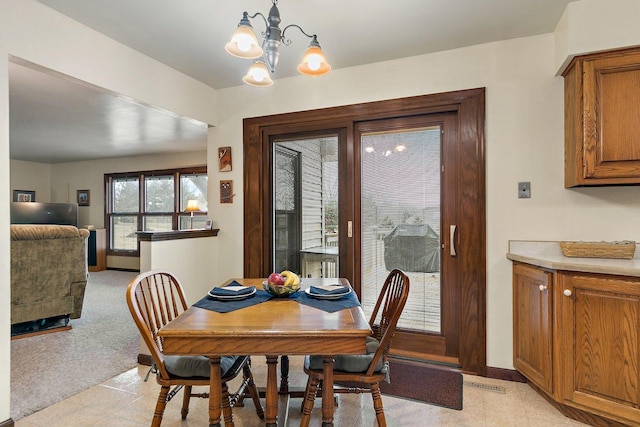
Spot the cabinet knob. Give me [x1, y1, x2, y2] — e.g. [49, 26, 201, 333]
[539, 285, 547, 291]
[563, 289, 572, 297]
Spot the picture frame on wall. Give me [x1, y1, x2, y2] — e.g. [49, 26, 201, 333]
[13, 190, 35, 202]
[220, 180, 234, 203]
[218, 146, 232, 172]
[77, 189, 90, 206]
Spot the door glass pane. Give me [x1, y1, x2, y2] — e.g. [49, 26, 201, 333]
[273, 136, 339, 278]
[361, 127, 441, 333]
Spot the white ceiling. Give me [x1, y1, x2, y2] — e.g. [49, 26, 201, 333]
[10, 0, 577, 164]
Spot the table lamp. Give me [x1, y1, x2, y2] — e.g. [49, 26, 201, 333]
[185, 200, 200, 229]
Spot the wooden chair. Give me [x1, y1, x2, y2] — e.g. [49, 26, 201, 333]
[126, 270, 264, 426]
[300, 269, 410, 427]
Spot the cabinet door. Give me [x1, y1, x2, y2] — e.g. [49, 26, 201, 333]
[559, 273, 640, 426]
[513, 263, 553, 394]
[564, 48, 640, 186]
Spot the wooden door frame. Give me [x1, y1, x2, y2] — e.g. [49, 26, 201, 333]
[243, 88, 486, 375]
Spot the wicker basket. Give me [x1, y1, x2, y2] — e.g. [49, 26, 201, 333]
[560, 241, 636, 259]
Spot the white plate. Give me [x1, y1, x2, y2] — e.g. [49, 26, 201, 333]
[305, 287, 351, 300]
[207, 287, 256, 300]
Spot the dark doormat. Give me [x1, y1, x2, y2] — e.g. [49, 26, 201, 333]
[379, 358, 463, 410]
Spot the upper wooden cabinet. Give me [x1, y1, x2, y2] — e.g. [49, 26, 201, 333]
[564, 47, 640, 187]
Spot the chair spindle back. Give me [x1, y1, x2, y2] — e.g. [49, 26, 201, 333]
[366, 269, 410, 375]
[126, 270, 188, 379]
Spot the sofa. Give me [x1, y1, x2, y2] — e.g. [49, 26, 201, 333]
[10, 224, 90, 325]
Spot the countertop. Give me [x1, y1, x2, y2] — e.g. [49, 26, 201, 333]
[507, 240, 640, 277]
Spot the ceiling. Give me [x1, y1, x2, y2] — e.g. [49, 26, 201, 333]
[10, 0, 577, 164]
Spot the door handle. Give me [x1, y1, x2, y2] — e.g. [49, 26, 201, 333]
[450, 225, 457, 257]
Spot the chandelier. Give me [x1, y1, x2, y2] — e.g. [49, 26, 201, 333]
[225, 0, 331, 87]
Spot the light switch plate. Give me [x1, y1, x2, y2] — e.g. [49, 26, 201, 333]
[518, 182, 531, 198]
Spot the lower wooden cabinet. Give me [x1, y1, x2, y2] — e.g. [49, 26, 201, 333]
[513, 263, 554, 395]
[513, 263, 640, 426]
[558, 272, 640, 426]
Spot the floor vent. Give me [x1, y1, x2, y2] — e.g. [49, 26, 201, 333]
[463, 381, 507, 394]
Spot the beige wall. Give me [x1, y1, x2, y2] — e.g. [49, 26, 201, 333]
[554, 0, 640, 73]
[2, 0, 640, 422]
[10, 160, 52, 202]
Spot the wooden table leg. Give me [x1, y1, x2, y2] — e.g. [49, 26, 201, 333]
[208, 356, 223, 427]
[265, 355, 279, 426]
[321, 355, 335, 427]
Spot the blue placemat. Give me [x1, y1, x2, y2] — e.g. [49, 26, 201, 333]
[193, 289, 273, 313]
[291, 289, 361, 313]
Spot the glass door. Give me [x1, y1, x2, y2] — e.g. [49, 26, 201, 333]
[272, 136, 339, 278]
[360, 126, 442, 333]
[356, 112, 460, 364]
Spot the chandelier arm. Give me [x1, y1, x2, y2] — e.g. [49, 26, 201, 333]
[281, 24, 315, 46]
[246, 11, 268, 33]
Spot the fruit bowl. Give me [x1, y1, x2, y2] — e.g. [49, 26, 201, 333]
[262, 281, 300, 297]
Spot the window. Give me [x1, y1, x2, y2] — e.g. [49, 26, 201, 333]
[105, 166, 207, 254]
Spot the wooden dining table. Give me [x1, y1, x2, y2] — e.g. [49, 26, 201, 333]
[157, 277, 371, 427]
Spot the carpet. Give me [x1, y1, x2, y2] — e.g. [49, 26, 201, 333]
[10, 270, 139, 420]
[379, 358, 463, 410]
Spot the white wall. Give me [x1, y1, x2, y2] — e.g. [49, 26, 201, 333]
[10, 160, 52, 201]
[2, 0, 640, 422]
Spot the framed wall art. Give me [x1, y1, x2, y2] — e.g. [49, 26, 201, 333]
[77, 189, 90, 206]
[220, 180, 234, 203]
[13, 190, 35, 202]
[218, 146, 232, 172]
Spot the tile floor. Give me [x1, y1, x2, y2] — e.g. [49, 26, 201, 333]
[15, 356, 588, 427]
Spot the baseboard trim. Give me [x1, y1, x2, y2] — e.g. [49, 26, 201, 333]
[486, 366, 527, 383]
[105, 267, 140, 272]
[0, 418, 15, 427]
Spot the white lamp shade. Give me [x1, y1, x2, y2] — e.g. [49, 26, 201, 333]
[297, 45, 331, 76]
[225, 25, 263, 59]
[185, 200, 200, 212]
[243, 62, 274, 87]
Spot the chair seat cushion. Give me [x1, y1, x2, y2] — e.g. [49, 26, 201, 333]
[164, 355, 239, 379]
[305, 336, 385, 373]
